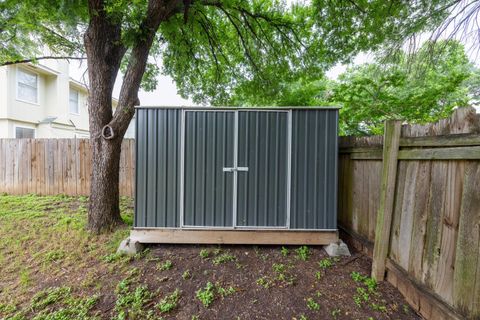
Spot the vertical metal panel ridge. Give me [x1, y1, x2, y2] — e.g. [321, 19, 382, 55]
[313, 111, 318, 228]
[156, 109, 164, 227]
[134, 110, 140, 227]
[153, 110, 159, 228]
[274, 113, 280, 226]
[290, 109, 337, 230]
[221, 112, 227, 225]
[133, 109, 181, 228]
[323, 111, 328, 229]
[179, 109, 185, 227]
[291, 111, 298, 228]
[232, 111, 238, 228]
[263, 113, 269, 226]
[303, 112, 308, 228]
[143, 110, 149, 227]
[286, 110, 292, 229]
[329, 110, 339, 229]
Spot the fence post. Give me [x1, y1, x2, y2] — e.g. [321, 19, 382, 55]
[371, 120, 402, 281]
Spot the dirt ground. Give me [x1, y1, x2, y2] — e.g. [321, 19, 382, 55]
[119, 244, 420, 320]
[0, 195, 420, 320]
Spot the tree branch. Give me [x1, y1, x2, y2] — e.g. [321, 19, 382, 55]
[347, 0, 366, 14]
[0, 56, 86, 66]
[110, 0, 182, 135]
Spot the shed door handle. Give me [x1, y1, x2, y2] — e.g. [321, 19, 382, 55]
[223, 167, 249, 172]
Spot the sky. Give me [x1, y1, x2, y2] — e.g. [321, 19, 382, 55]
[70, 50, 374, 107]
[69, 60, 192, 106]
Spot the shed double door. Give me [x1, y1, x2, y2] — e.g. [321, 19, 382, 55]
[183, 110, 289, 228]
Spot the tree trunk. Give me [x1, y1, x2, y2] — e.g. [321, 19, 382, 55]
[84, 2, 126, 233]
[87, 136, 124, 232]
[83, 0, 177, 233]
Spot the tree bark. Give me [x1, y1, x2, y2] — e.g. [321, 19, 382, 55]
[88, 137, 124, 231]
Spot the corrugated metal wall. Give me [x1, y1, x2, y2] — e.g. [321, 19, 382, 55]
[237, 111, 288, 227]
[290, 109, 338, 229]
[135, 109, 181, 227]
[135, 107, 338, 230]
[183, 111, 235, 227]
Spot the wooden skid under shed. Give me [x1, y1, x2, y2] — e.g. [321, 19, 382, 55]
[130, 228, 338, 245]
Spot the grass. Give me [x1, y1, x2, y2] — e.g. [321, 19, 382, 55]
[0, 194, 133, 319]
[114, 280, 153, 319]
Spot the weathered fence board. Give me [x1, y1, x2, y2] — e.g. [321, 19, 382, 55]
[0, 139, 135, 197]
[339, 107, 480, 320]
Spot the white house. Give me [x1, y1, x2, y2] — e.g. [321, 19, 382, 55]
[0, 59, 135, 139]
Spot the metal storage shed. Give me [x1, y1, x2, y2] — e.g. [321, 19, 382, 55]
[130, 106, 339, 245]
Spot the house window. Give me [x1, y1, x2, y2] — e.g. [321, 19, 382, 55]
[17, 69, 38, 103]
[69, 89, 79, 114]
[15, 127, 35, 139]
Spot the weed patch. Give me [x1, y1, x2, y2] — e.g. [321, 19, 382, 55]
[196, 282, 215, 308]
[256, 276, 273, 289]
[44, 250, 65, 263]
[306, 297, 320, 311]
[182, 270, 192, 280]
[351, 272, 377, 292]
[318, 258, 333, 269]
[216, 285, 235, 298]
[295, 246, 310, 261]
[27, 286, 98, 320]
[272, 263, 295, 286]
[212, 253, 236, 265]
[114, 279, 153, 319]
[157, 289, 181, 313]
[199, 249, 210, 259]
[157, 260, 173, 271]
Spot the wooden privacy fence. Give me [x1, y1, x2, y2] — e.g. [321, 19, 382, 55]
[0, 139, 135, 197]
[339, 107, 480, 320]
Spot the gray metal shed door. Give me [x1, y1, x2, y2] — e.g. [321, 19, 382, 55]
[184, 111, 235, 227]
[237, 111, 289, 227]
[183, 110, 289, 228]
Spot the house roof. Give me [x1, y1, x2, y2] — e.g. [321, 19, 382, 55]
[21, 63, 60, 76]
[69, 78, 119, 105]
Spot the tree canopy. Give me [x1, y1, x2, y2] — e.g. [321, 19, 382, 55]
[226, 40, 480, 135]
[334, 41, 479, 135]
[1, 0, 472, 105]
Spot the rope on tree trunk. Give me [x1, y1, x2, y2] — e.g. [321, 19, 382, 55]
[101, 125, 115, 140]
